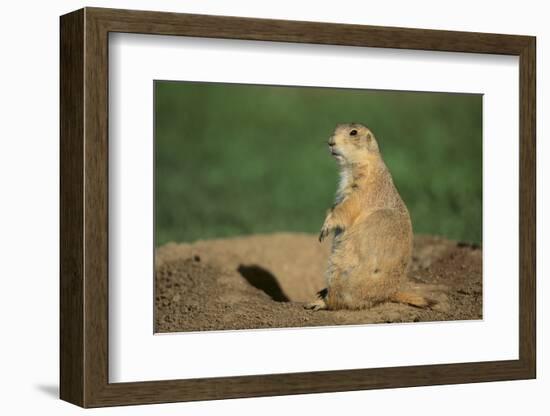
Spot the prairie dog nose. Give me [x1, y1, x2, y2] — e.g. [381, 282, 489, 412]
[328, 138, 335, 147]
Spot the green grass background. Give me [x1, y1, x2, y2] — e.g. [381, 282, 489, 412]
[155, 81, 482, 246]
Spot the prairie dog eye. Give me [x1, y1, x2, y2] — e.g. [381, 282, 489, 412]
[349, 129, 358, 136]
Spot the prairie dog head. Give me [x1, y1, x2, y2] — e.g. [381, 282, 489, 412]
[327, 123, 379, 165]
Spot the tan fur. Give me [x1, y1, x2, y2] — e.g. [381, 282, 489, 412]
[306, 123, 431, 311]
[390, 291, 430, 308]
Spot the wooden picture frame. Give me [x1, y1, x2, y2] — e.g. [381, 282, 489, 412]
[60, 7, 536, 408]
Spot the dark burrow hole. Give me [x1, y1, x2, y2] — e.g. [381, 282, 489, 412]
[237, 264, 290, 302]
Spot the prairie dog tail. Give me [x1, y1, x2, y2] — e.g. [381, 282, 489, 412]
[390, 291, 434, 308]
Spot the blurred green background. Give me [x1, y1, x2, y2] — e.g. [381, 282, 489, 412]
[155, 81, 482, 246]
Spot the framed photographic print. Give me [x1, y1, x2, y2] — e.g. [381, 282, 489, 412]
[60, 7, 536, 408]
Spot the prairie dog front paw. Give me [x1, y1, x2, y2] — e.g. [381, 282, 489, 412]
[319, 213, 335, 242]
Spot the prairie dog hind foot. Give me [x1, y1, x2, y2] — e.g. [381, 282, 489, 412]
[304, 299, 327, 311]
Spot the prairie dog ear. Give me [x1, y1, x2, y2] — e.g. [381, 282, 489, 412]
[365, 132, 380, 152]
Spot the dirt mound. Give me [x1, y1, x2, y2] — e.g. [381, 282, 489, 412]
[155, 233, 482, 332]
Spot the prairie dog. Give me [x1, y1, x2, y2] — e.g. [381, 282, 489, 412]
[306, 123, 430, 311]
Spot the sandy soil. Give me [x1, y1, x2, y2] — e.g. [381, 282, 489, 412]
[155, 233, 482, 332]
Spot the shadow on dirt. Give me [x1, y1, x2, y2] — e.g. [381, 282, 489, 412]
[237, 264, 290, 302]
